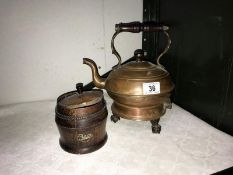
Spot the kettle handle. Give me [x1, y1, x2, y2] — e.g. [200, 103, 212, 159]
[111, 21, 171, 67]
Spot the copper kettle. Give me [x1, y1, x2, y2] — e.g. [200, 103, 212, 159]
[83, 22, 174, 133]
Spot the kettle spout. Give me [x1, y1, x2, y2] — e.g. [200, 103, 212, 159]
[83, 58, 106, 89]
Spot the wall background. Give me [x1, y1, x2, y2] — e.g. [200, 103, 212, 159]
[0, 0, 142, 105]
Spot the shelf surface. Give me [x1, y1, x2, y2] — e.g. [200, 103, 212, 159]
[0, 93, 232, 175]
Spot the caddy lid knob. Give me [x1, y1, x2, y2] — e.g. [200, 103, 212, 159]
[76, 83, 83, 94]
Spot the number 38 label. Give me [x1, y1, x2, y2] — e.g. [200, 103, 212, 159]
[143, 82, 160, 95]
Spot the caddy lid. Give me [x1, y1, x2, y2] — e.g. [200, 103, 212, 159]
[58, 83, 103, 109]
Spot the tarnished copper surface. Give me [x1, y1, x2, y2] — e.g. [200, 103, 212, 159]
[112, 102, 165, 121]
[83, 22, 175, 133]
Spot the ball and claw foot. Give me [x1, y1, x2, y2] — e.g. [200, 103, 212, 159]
[151, 119, 161, 134]
[111, 115, 120, 123]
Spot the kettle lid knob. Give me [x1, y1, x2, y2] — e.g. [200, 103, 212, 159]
[134, 49, 144, 62]
[76, 83, 83, 94]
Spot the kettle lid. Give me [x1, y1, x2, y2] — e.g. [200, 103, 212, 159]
[117, 49, 168, 78]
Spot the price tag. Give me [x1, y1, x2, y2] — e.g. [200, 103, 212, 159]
[143, 82, 160, 95]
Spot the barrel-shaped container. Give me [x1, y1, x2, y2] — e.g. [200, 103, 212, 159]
[55, 85, 108, 154]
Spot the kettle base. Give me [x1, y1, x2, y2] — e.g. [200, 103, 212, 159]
[111, 102, 165, 121]
[111, 102, 165, 133]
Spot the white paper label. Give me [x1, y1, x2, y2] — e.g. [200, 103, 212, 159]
[143, 82, 160, 95]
